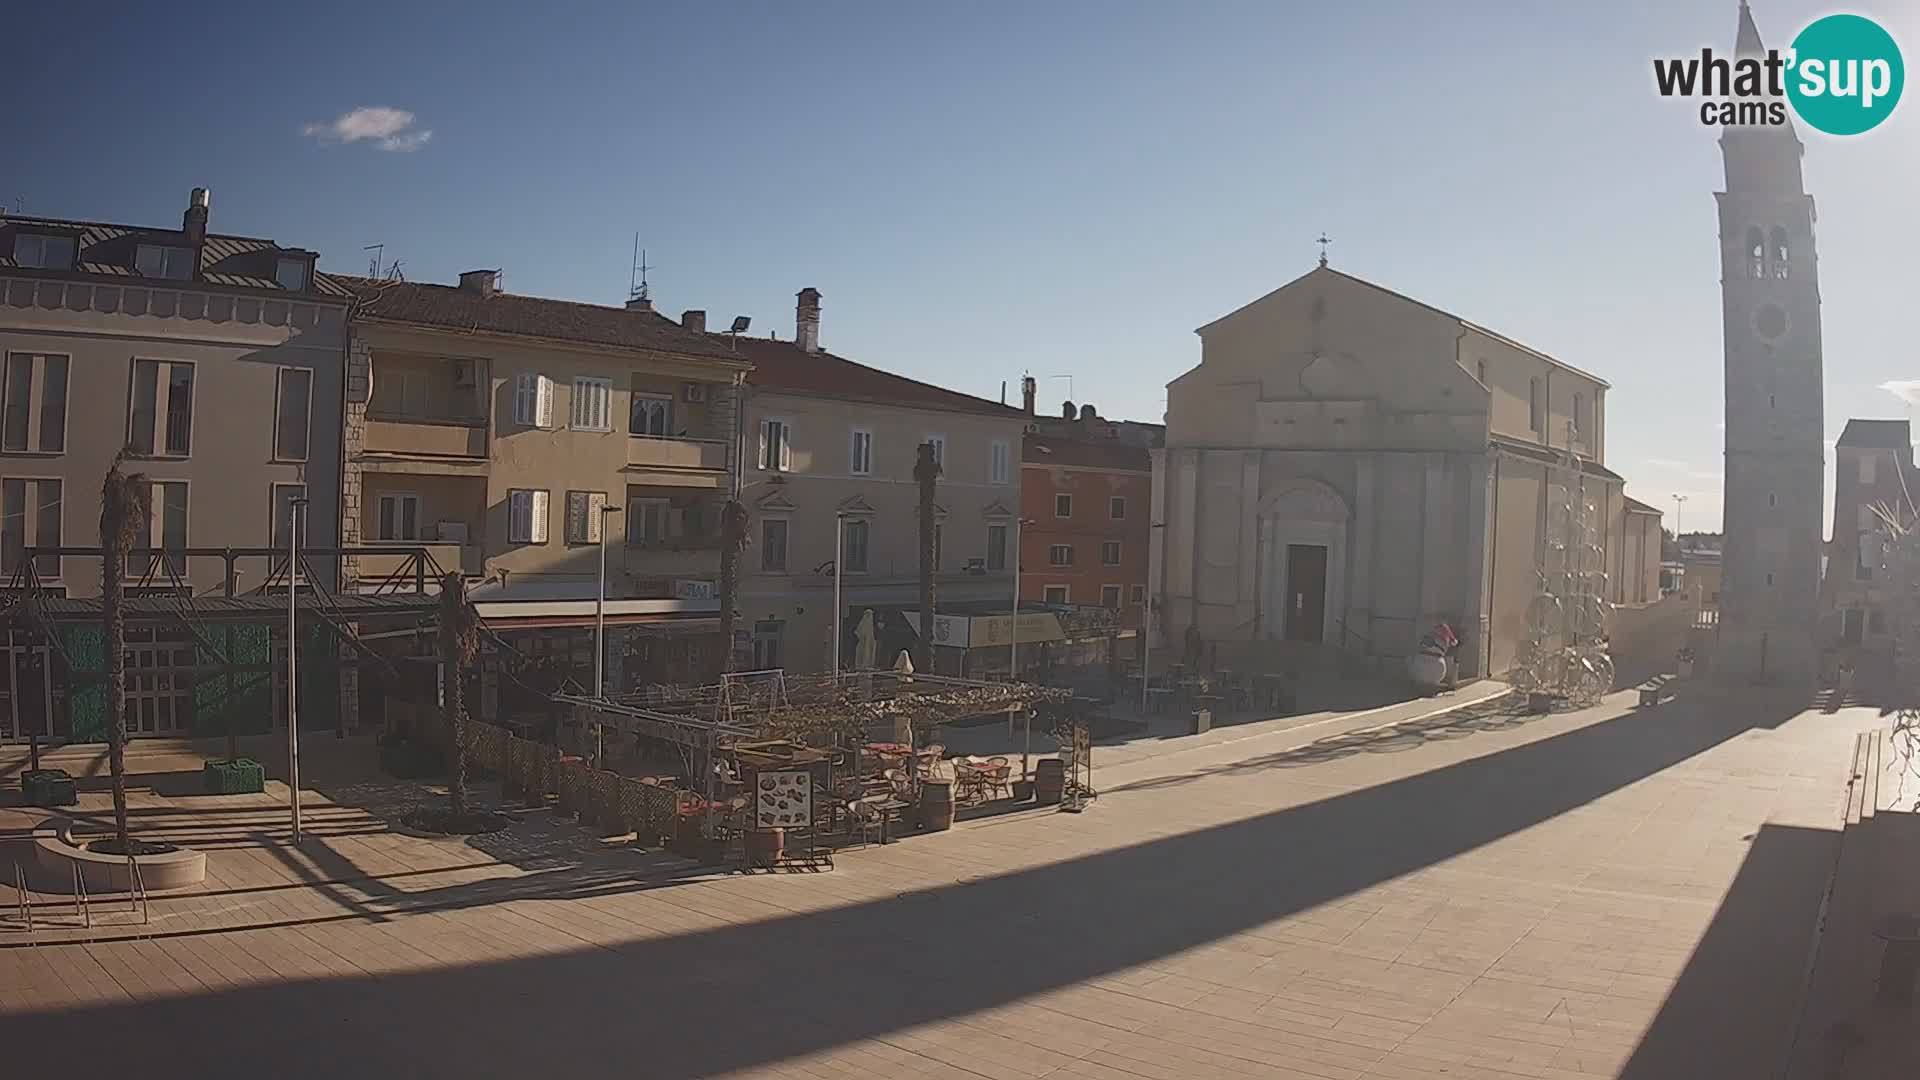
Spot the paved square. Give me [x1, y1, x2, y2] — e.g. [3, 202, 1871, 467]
[1, 687, 1869, 1079]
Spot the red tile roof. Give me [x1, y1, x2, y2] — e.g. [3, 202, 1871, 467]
[721, 335, 1020, 418]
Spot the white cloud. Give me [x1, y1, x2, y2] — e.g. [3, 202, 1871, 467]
[303, 107, 433, 151]
[1880, 380, 1920, 406]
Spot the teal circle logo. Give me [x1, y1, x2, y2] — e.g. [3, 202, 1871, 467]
[1787, 14, 1903, 135]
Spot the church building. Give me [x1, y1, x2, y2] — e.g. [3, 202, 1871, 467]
[1150, 260, 1658, 680]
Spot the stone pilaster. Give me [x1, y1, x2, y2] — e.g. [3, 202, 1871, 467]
[340, 336, 372, 588]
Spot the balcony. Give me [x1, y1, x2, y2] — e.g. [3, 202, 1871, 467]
[363, 415, 488, 461]
[626, 435, 728, 473]
[357, 543, 484, 583]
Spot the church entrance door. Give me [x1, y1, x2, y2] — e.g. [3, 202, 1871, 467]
[1285, 544, 1328, 643]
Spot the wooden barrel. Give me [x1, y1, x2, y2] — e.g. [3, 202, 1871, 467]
[1034, 759, 1066, 806]
[744, 827, 785, 868]
[920, 780, 955, 832]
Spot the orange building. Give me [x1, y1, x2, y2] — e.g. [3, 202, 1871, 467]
[1019, 423, 1154, 629]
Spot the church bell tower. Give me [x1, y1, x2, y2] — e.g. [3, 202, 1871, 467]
[1715, 2, 1825, 685]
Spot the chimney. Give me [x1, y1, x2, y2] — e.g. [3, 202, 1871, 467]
[183, 187, 210, 245]
[1021, 375, 1037, 415]
[458, 269, 500, 296]
[1061, 400, 1076, 420]
[625, 296, 653, 313]
[1079, 403, 1097, 422]
[796, 288, 821, 353]
[681, 309, 706, 333]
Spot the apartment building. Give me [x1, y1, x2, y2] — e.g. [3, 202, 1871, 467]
[0, 190, 349, 741]
[1018, 389, 1158, 630]
[724, 289, 1028, 674]
[344, 272, 752, 706]
[1819, 418, 1916, 658]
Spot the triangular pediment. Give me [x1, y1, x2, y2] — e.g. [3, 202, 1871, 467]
[756, 489, 799, 513]
[980, 500, 1014, 520]
[837, 494, 876, 516]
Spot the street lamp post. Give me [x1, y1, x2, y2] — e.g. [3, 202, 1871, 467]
[286, 496, 308, 844]
[1141, 522, 1167, 715]
[593, 504, 619, 765]
[1672, 493, 1686, 541]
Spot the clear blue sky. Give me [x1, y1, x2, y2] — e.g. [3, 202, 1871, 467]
[11, 0, 1918, 533]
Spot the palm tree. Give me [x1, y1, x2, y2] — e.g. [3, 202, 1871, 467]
[438, 573, 478, 819]
[717, 499, 750, 674]
[914, 442, 941, 672]
[100, 449, 150, 853]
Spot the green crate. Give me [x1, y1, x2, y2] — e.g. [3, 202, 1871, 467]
[203, 758, 266, 795]
[22, 769, 78, 807]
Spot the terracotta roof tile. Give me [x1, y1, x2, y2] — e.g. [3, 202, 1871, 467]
[722, 335, 1020, 418]
[0, 214, 348, 297]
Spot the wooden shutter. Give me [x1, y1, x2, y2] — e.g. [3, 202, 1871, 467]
[530, 490, 549, 543]
[535, 376, 554, 429]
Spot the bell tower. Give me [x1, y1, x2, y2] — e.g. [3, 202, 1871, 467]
[1715, 2, 1825, 685]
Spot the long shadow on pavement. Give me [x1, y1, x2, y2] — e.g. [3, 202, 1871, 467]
[9, 692, 1812, 1079]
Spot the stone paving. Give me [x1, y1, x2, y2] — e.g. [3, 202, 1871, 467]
[0, 684, 1875, 1079]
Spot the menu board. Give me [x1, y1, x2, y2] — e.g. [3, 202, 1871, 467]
[754, 770, 812, 829]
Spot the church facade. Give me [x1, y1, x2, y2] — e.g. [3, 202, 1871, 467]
[1713, 3, 1826, 685]
[1151, 264, 1653, 679]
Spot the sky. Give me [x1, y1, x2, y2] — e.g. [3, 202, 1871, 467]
[9, 0, 1919, 535]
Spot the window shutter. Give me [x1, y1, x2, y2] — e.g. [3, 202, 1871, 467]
[758, 421, 771, 470]
[535, 376, 554, 429]
[514, 374, 533, 425]
[587, 492, 607, 543]
[567, 492, 586, 543]
[778, 422, 792, 472]
[531, 490, 549, 543]
[509, 491, 527, 542]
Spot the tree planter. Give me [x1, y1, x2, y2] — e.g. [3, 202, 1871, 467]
[203, 758, 266, 795]
[23, 769, 77, 807]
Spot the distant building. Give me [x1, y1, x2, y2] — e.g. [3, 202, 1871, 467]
[1152, 262, 1657, 677]
[1819, 418, 1915, 654]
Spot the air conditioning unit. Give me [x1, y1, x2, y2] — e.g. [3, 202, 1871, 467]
[682, 382, 709, 404]
[451, 359, 478, 387]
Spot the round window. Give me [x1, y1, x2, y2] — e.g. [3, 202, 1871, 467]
[1754, 303, 1789, 342]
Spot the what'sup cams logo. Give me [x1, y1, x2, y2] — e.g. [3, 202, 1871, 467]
[1654, 12, 1904, 135]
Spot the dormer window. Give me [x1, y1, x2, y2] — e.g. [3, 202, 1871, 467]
[135, 244, 194, 281]
[12, 233, 77, 270]
[275, 256, 310, 292]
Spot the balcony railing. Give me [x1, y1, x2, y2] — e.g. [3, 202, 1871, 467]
[626, 435, 728, 471]
[363, 414, 488, 459]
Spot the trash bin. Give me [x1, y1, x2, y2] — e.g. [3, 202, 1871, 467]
[1192, 708, 1212, 735]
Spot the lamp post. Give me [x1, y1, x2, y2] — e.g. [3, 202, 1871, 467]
[286, 496, 308, 844]
[1141, 522, 1167, 715]
[833, 511, 846, 681]
[593, 503, 618, 765]
[1671, 493, 1686, 543]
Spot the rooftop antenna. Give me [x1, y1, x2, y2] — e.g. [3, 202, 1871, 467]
[1316, 232, 1332, 267]
[363, 244, 385, 277]
[628, 234, 652, 303]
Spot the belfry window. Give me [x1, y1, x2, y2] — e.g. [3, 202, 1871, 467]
[1746, 227, 1766, 279]
[1769, 226, 1790, 279]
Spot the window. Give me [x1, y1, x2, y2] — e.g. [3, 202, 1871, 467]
[1101, 584, 1122, 609]
[12, 233, 75, 270]
[849, 428, 873, 475]
[571, 376, 612, 431]
[565, 491, 609, 544]
[1110, 496, 1126, 520]
[761, 518, 789, 571]
[1101, 541, 1122, 565]
[149, 482, 188, 576]
[924, 434, 946, 468]
[0, 478, 62, 579]
[508, 489, 549, 544]
[1573, 392, 1586, 436]
[1130, 584, 1146, 604]
[1475, 359, 1487, 385]
[1747, 226, 1766, 279]
[759, 419, 792, 472]
[1860, 455, 1878, 485]
[990, 440, 1010, 484]
[377, 493, 422, 541]
[275, 257, 309, 292]
[1049, 544, 1074, 566]
[135, 244, 194, 280]
[129, 359, 194, 457]
[626, 496, 670, 546]
[1528, 377, 1544, 433]
[843, 519, 870, 573]
[1043, 585, 1069, 604]
[274, 368, 312, 461]
[1769, 491, 1776, 508]
[629, 393, 672, 436]
[986, 523, 1008, 572]
[1770, 226, 1791, 280]
[513, 373, 555, 428]
[271, 484, 307, 549]
[2, 352, 69, 453]
[1055, 493, 1072, 518]
[751, 620, 784, 670]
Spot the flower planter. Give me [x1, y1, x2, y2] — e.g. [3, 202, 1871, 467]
[23, 769, 77, 808]
[203, 758, 266, 795]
